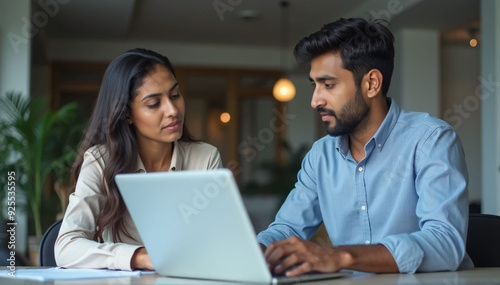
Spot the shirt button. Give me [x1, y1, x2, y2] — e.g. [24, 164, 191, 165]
[361, 205, 366, 211]
[365, 240, 370, 245]
[378, 144, 382, 148]
[358, 167, 363, 172]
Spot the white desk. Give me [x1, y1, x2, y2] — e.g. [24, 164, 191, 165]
[1, 268, 499, 284]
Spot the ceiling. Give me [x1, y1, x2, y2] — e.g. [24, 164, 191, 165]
[35, 0, 480, 48]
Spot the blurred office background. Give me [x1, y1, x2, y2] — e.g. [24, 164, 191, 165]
[1, 0, 500, 258]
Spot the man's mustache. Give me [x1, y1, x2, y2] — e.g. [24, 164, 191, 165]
[317, 107, 337, 118]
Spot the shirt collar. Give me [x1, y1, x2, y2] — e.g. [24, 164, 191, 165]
[336, 97, 400, 156]
[135, 140, 181, 173]
[372, 97, 400, 151]
[336, 135, 349, 159]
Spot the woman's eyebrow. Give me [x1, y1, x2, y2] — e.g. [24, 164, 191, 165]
[141, 82, 179, 101]
[141, 93, 161, 101]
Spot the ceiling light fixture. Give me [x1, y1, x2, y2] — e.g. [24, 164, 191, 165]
[220, 112, 231, 124]
[273, 0, 295, 102]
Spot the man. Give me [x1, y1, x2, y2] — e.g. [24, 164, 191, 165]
[257, 18, 473, 276]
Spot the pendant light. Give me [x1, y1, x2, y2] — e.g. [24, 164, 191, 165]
[469, 28, 478, 47]
[273, 0, 296, 102]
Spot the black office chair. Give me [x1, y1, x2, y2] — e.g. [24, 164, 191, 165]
[39, 219, 63, 266]
[466, 213, 500, 267]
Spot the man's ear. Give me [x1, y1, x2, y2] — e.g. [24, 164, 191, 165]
[365, 69, 383, 99]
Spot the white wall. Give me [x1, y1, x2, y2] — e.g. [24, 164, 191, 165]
[0, 1, 31, 97]
[480, 0, 500, 215]
[392, 29, 440, 117]
[441, 44, 481, 203]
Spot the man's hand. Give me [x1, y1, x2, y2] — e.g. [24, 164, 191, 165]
[264, 236, 351, 277]
[259, 243, 267, 253]
[131, 247, 154, 270]
[264, 236, 399, 276]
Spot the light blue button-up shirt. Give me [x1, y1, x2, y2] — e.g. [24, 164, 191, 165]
[257, 98, 474, 273]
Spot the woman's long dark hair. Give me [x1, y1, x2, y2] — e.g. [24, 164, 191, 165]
[72, 48, 195, 242]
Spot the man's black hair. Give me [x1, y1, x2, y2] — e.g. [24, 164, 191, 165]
[294, 18, 395, 96]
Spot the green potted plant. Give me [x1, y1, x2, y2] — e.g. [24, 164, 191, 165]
[240, 141, 309, 233]
[0, 92, 79, 238]
[245, 141, 309, 203]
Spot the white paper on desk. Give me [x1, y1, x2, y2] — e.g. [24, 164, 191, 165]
[0, 267, 155, 281]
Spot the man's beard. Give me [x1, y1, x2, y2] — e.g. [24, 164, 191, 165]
[318, 89, 370, 137]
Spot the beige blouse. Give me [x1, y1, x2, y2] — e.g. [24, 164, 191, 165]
[55, 141, 222, 270]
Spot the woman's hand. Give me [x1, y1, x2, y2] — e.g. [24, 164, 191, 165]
[131, 247, 154, 270]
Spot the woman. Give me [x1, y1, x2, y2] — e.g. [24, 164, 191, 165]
[55, 48, 222, 270]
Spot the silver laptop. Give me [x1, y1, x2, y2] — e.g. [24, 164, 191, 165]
[115, 169, 351, 284]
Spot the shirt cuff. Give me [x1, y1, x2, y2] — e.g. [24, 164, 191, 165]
[114, 244, 143, 271]
[380, 234, 424, 274]
[256, 232, 282, 247]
